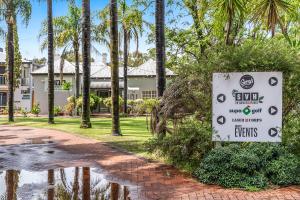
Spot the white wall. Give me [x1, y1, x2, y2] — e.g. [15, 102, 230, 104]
[32, 74, 77, 114]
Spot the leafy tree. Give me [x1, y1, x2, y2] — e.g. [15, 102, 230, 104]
[0, 0, 32, 122]
[214, 0, 245, 45]
[39, 4, 82, 100]
[252, 0, 292, 37]
[120, 0, 144, 114]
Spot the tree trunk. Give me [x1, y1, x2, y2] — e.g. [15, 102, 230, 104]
[5, 170, 19, 200]
[82, 167, 90, 200]
[155, 0, 166, 97]
[225, 10, 233, 45]
[47, 169, 55, 200]
[110, 183, 119, 200]
[110, 0, 121, 136]
[7, 18, 14, 122]
[72, 167, 80, 200]
[74, 42, 80, 116]
[81, 0, 91, 128]
[123, 27, 128, 115]
[47, 0, 54, 124]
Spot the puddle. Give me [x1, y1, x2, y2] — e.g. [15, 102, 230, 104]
[0, 167, 134, 200]
[24, 137, 54, 145]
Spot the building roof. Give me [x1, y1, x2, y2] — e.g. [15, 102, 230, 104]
[128, 59, 175, 76]
[31, 58, 82, 75]
[31, 58, 175, 78]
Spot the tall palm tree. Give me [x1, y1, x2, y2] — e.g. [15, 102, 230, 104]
[155, 0, 166, 97]
[39, 4, 82, 102]
[81, 0, 92, 128]
[110, 0, 121, 136]
[215, 0, 244, 45]
[253, 0, 291, 37]
[0, 0, 31, 122]
[47, 0, 54, 124]
[120, 1, 144, 114]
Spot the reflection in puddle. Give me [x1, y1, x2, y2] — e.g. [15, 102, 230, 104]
[0, 167, 132, 200]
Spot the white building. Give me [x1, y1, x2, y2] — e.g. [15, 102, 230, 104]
[31, 55, 175, 114]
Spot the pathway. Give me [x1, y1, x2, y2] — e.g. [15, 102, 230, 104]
[0, 125, 299, 200]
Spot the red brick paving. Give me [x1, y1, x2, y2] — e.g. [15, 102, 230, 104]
[0, 125, 299, 200]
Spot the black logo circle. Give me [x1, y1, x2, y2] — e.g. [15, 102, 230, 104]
[217, 116, 226, 125]
[269, 77, 278, 86]
[268, 106, 278, 115]
[217, 94, 226, 103]
[268, 128, 278, 137]
[240, 75, 254, 89]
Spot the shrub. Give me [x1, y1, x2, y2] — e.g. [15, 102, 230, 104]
[20, 108, 28, 117]
[103, 96, 123, 110]
[54, 106, 63, 116]
[266, 154, 300, 185]
[145, 117, 213, 170]
[76, 93, 102, 113]
[283, 112, 300, 156]
[31, 104, 41, 117]
[194, 143, 300, 190]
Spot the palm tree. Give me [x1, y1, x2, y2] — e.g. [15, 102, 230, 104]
[253, 0, 291, 37]
[0, 0, 31, 122]
[47, 0, 55, 124]
[120, 1, 144, 114]
[110, 0, 121, 136]
[81, 0, 92, 128]
[39, 4, 82, 102]
[155, 0, 166, 97]
[214, 0, 244, 45]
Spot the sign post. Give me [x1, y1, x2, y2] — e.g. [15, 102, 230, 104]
[212, 72, 282, 142]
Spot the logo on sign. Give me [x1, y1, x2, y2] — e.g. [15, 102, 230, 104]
[229, 106, 262, 115]
[232, 90, 264, 104]
[240, 75, 254, 89]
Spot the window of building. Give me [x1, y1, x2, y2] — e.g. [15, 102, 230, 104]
[0, 92, 7, 107]
[142, 90, 156, 99]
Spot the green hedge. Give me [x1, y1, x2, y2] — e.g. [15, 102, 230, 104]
[194, 143, 300, 190]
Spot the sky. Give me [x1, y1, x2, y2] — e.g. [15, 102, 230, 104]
[0, 0, 157, 61]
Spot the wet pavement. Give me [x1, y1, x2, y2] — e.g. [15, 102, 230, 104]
[0, 125, 300, 200]
[0, 167, 134, 199]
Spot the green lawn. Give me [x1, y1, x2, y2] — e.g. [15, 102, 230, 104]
[0, 116, 153, 157]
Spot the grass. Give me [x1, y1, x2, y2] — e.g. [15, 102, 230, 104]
[0, 116, 153, 157]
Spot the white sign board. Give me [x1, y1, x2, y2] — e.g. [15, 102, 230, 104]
[212, 72, 282, 142]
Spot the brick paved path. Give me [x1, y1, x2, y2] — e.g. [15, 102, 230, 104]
[0, 125, 299, 200]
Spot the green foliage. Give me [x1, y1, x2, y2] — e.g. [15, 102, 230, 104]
[103, 96, 123, 109]
[54, 106, 63, 116]
[61, 82, 72, 91]
[64, 96, 76, 116]
[31, 104, 41, 117]
[145, 117, 213, 170]
[76, 93, 101, 112]
[194, 143, 300, 190]
[283, 113, 300, 156]
[128, 99, 159, 115]
[20, 108, 28, 117]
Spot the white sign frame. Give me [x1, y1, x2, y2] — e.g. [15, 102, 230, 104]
[212, 72, 282, 142]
